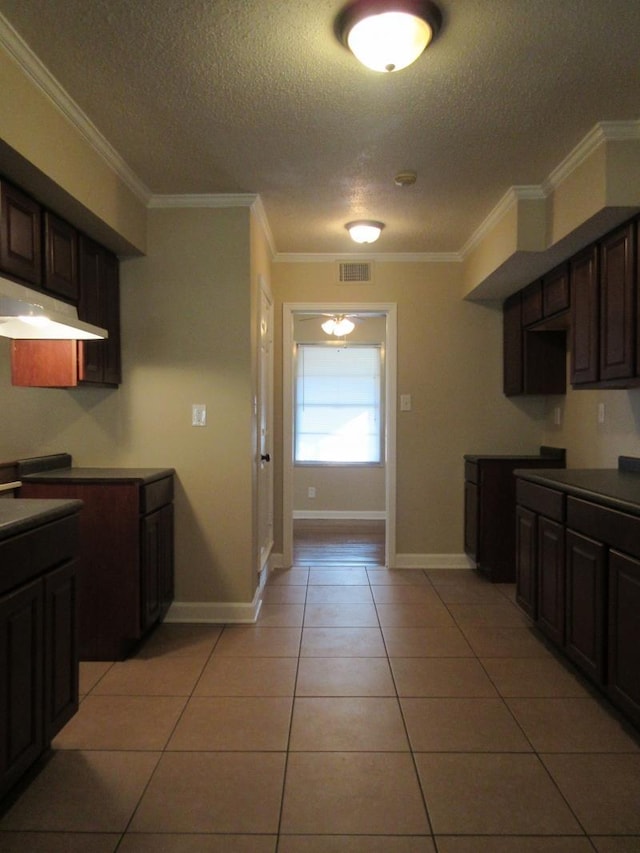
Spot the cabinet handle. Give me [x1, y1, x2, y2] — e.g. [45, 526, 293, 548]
[261, 453, 271, 462]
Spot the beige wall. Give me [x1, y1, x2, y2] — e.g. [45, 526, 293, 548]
[272, 261, 549, 557]
[0, 206, 259, 606]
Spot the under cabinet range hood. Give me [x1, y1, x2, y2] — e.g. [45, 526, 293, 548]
[0, 277, 108, 340]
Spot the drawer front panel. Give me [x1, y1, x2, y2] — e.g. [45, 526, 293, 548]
[141, 477, 174, 515]
[567, 497, 640, 559]
[516, 480, 565, 521]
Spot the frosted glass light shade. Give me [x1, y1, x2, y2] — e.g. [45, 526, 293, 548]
[346, 220, 384, 243]
[348, 11, 432, 72]
[337, 0, 442, 73]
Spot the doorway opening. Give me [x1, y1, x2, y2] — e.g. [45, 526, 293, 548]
[282, 302, 397, 568]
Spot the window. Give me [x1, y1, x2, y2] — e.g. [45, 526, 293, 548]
[295, 344, 383, 464]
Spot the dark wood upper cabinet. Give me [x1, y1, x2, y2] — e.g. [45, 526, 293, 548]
[521, 280, 543, 327]
[570, 244, 599, 385]
[503, 290, 566, 397]
[0, 181, 42, 286]
[542, 263, 570, 319]
[503, 292, 523, 395]
[44, 211, 78, 303]
[599, 222, 635, 382]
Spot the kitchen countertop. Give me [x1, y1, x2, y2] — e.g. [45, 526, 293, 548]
[514, 466, 640, 517]
[0, 498, 84, 541]
[21, 467, 175, 485]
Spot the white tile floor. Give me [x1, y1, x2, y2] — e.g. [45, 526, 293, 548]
[1, 566, 639, 852]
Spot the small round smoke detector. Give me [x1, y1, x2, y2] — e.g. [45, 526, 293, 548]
[394, 170, 417, 187]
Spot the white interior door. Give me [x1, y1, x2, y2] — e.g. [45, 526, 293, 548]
[282, 302, 397, 568]
[258, 280, 274, 573]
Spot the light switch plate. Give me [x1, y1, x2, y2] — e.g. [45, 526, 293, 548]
[192, 404, 207, 426]
[400, 394, 412, 412]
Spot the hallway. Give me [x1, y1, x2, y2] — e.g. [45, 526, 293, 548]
[1, 565, 639, 851]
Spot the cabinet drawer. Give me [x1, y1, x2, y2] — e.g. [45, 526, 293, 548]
[464, 461, 478, 484]
[516, 480, 565, 521]
[0, 515, 79, 595]
[140, 477, 173, 514]
[567, 498, 640, 559]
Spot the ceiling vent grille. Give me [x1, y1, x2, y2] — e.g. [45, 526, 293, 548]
[337, 261, 373, 284]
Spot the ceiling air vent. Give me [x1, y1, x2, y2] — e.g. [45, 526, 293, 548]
[337, 260, 373, 284]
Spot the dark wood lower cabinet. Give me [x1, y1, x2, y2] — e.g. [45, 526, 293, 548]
[515, 505, 537, 617]
[0, 580, 45, 799]
[20, 467, 175, 660]
[608, 550, 640, 727]
[565, 529, 606, 684]
[537, 516, 565, 646]
[516, 470, 640, 731]
[0, 508, 80, 801]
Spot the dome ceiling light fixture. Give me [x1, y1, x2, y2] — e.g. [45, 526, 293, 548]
[345, 220, 385, 243]
[336, 0, 442, 73]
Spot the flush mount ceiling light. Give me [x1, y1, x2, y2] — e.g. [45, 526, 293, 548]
[322, 315, 356, 337]
[336, 0, 442, 72]
[345, 220, 385, 243]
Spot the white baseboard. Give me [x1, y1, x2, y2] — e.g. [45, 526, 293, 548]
[269, 551, 473, 570]
[293, 510, 386, 520]
[165, 582, 264, 624]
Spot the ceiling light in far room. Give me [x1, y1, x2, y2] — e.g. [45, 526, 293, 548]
[345, 220, 385, 244]
[322, 315, 356, 337]
[336, 0, 442, 73]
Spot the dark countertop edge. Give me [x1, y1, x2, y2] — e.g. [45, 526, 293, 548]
[514, 468, 640, 517]
[0, 498, 84, 542]
[465, 446, 566, 463]
[21, 467, 175, 485]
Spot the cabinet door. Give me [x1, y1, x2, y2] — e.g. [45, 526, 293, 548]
[608, 550, 640, 727]
[543, 263, 570, 318]
[44, 559, 79, 741]
[0, 181, 42, 286]
[570, 245, 599, 384]
[521, 280, 543, 327]
[515, 505, 537, 618]
[141, 503, 174, 631]
[44, 211, 79, 302]
[537, 517, 565, 645]
[565, 529, 606, 683]
[464, 480, 478, 562]
[78, 235, 104, 383]
[101, 250, 121, 386]
[0, 579, 44, 800]
[599, 223, 635, 382]
[503, 292, 523, 396]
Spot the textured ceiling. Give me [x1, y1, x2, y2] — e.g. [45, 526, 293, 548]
[1, 0, 640, 256]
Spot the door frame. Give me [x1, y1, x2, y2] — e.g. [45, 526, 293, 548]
[282, 301, 397, 568]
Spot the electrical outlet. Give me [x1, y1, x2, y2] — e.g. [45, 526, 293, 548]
[598, 402, 605, 424]
[553, 406, 562, 425]
[400, 394, 412, 411]
[192, 404, 207, 427]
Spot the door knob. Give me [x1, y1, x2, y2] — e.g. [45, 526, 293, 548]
[261, 453, 271, 462]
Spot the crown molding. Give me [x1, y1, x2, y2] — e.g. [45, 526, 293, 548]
[148, 193, 258, 209]
[544, 119, 640, 195]
[274, 251, 462, 264]
[0, 13, 152, 206]
[461, 185, 546, 258]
